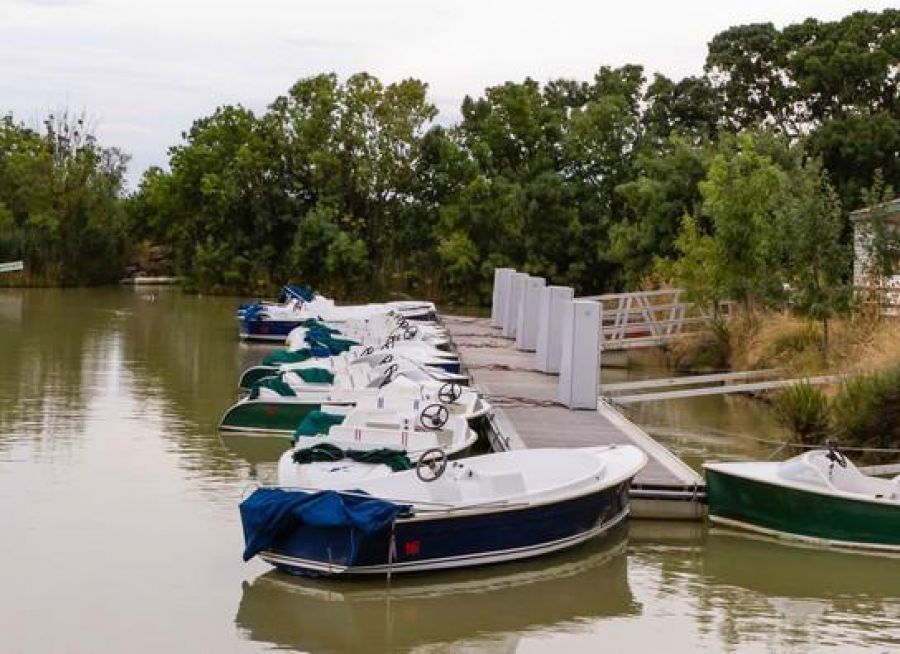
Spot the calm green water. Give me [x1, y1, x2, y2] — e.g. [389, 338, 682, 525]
[1, 288, 898, 653]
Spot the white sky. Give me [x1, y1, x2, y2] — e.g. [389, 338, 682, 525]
[0, 0, 894, 186]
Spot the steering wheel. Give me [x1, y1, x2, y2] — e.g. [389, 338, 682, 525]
[416, 448, 448, 482]
[404, 325, 419, 340]
[379, 363, 399, 388]
[826, 445, 848, 468]
[361, 346, 374, 356]
[438, 382, 462, 404]
[380, 354, 394, 365]
[419, 403, 450, 430]
[381, 340, 394, 350]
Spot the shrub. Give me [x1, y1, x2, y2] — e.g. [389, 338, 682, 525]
[830, 366, 900, 450]
[772, 382, 831, 445]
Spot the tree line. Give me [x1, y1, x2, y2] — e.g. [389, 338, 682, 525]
[1, 9, 899, 302]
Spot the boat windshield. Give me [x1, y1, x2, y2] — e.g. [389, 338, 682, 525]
[777, 457, 831, 489]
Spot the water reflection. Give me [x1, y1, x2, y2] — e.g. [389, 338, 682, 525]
[236, 527, 636, 652]
[628, 527, 900, 652]
[0, 289, 120, 451]
[0, 287, 254, 485]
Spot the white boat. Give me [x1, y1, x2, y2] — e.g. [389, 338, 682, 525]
[239, 286, 437, 341]
[240, 445, 648, 575]
[278, 407, 479, 488]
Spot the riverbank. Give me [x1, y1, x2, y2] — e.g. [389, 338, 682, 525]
[657, 308, 900, 458]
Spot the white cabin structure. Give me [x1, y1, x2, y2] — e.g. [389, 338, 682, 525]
[851, 198, 900, 314]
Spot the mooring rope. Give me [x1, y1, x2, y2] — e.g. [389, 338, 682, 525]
[467, 363, 554, 374]
[453, 341, 512, 349]
[484, 394, 567, 408]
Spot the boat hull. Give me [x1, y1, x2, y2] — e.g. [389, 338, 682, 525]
[239, 366, 279, 390]
[705, 468, 900, 552]
[220, 400, 331, 434]
[240, 319, 303, 342]
[260, 482, 631, 576]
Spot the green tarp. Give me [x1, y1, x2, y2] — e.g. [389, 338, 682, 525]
[261, 348, 313, 366]
[290, 443, 413, 472]
[293, 410, 347, 440]
[294, 368, 335, 384]
[300, 319, 341, 335]
[248, 376, 296, 399]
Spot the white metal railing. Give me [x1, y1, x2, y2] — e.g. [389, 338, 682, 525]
[579, 289, 731, 351]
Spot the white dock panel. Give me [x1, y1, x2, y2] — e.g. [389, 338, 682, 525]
[558, 300, 601, 409]
[536, 285, 574, 373]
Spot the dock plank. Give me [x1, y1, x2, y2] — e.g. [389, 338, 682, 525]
[442, 315, 705, 519]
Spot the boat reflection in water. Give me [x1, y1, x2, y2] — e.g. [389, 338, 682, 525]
[236, 525, 636, 652]
[701, 529, 900, 651]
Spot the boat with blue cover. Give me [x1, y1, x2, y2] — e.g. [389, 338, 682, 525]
[705, 447, 900, 553]
[239, 445, 647, 575]
[239, 285, 437, 342]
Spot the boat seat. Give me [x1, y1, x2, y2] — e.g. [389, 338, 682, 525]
[347, 367, 372, 389]
[476, 470, 527, 497]
[427, 476, 463, 503]
[327, 425, 444, 450]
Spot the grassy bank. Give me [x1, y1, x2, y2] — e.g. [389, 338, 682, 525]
[667, 308, 900, 459]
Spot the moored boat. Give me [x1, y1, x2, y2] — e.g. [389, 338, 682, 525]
[704, 448, 900, 553]
[220, 370, 488, 436]
[239, 445, 647, 576]
[239, 285, 437, 342]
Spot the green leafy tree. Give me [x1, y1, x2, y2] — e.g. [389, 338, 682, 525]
[777, 159, 851, 351]
[696, 132, 788, 309]
[0, 111, 128, 284]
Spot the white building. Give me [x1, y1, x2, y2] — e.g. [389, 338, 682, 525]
[851, 197, 900, 313]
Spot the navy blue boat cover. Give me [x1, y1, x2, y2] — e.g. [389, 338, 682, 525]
[281, 285, 315, 303]
[240, 488, 408, 561]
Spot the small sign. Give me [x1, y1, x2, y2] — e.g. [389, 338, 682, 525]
[0, 260, 24, 273]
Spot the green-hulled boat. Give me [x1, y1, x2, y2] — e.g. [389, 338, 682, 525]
[704, 449, 900, 553]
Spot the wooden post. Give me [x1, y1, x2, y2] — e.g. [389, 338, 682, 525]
[558, 300, 601, 409]
[515, 276, 545, 351]
[536, 286, 574, 372]
[490, 268, 514, 328]
[502, 272, 528, 338]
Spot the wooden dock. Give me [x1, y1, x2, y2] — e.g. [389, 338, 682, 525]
[442, 315, 705, 520]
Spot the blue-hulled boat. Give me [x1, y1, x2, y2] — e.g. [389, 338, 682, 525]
[239, 285, 437, 342]
[240, 445, 647, 576]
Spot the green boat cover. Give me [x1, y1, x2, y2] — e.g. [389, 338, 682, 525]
[290, 443, 413, 472]
[248, 367, 335, 399]
[248, 376, 296, 399]
[294, 368, 335, 384]
[305, 332, 359, 354]
[292, 410, 347, 440]
[261, 348, 313, 366]
[300, 318, 341, 334]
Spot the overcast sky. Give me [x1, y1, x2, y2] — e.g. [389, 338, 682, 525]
[1, 0, 894, 186]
